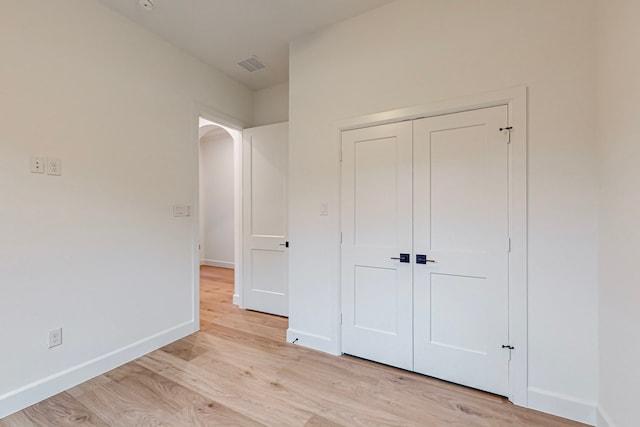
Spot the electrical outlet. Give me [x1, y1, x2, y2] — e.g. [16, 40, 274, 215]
[47, 158, 62, 176]
[30, 157, 45, 174]
[48, 328, 62, 348]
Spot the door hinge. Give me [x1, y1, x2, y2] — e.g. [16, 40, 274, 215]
[499, 126, 513, 144]
[502, 344, 514, 361]
[340, 313, 343, 325]
[340, 149, 343, 162]
[340, 232, 343, 244]
[508, 237, 511, 253]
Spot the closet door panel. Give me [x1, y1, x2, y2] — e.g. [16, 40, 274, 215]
[341, 121, 413, 371]
[413, 105, 510, 396]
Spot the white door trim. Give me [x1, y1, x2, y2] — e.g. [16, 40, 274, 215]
[193, 103, 246, 328]
[335, 86, 528, 406]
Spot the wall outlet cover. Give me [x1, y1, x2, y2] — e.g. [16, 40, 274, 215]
[47, 158, 62, 176]
[48, 328, 62, 348]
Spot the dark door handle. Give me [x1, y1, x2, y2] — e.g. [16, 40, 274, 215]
[279, 241, 289, 248]
[416, 254, 436, 264]
[390, 253, 410, 263]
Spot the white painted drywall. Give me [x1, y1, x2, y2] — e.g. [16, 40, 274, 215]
[0, 0, 252, 416]
[253, 82, 289, 126]
[596, 1, 640, 426]
[288, 0, 598, 423]
[199, 130, 235, 268]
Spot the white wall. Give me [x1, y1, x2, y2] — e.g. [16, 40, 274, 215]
[253, 82, 289, 126]
[596, 1, 640, 426]
[199, 130, 235, 268]
[288, 0, 598, 423]
[0, 0, 252, 416]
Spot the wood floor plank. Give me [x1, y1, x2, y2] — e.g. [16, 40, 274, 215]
[105, 362, 209, 415]
[175, 332, 501, 426]
[65, 375, 112, 398]
[172, 401, 266, 427]
[0, 410, 38, 427]
[157, 339, 210, 362]
[138, 350, 317, 426]
[200, 310, 286, 341]
[201, 320, 291, 352]
[22, 392, 109, 427]
[202, 304, 289, 329]
[304, 414, 345, 427]
[3, 266, 588, 427]
[74, 381, 181, 427]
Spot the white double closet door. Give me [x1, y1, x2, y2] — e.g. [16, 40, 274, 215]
[341, 106, 511, 396]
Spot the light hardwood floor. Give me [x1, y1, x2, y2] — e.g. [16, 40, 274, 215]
[1, 266, 587, 426]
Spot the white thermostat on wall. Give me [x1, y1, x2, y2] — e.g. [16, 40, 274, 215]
[173, 205, 191, 217]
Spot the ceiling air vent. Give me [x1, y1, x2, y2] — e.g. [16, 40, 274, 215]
[237, 56, 266, 72]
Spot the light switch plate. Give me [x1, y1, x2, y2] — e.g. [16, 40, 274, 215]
[31, 157, 45, 174]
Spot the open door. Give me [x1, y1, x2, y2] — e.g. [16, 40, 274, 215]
[242, 122, 289, 317]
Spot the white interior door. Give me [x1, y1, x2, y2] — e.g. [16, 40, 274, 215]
[413, 106, 510, 396]
[341, 121, 413, 370]
[242, 122, 288, 317]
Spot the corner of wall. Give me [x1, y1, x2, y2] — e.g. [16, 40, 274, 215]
[0, 322, 195, 419]
[597, 405, 616, 427]
[527, 387, 597, 426]
[252, 82, 289, 127]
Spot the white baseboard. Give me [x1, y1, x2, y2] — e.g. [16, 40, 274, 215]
[0, 321, 195, 419]
[286, 328, 340, 356]
[597, 405, 616, 427]
[233, 293, 240, 306]
[528, 387, 596, 425]
[200, 259, 234, 269]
